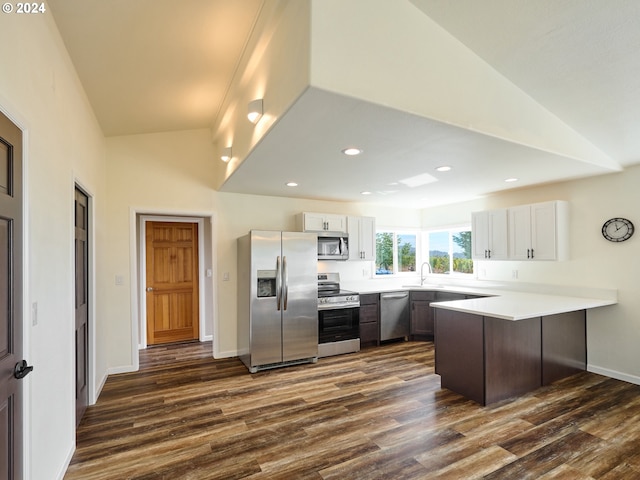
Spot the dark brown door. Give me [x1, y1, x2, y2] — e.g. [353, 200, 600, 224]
[74, 188, 89, 426]
[145, 222, 199, 345]
[0, 110, 25, 480]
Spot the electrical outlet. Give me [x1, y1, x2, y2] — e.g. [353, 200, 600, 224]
[512, 270, 518, 279]
[223, 272, 230, 281]
[32, 302, 38, 326]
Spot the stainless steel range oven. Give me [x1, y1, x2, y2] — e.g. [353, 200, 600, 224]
[317, 273, 360, 358]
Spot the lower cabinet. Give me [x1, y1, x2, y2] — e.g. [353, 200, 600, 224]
[359, 293, 379, 347]
[434, 308, 586, 405]
[410, 291, 436, 339]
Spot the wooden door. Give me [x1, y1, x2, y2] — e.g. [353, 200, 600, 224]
[0, 110, 25, 480]
[145, 222, 199, 345]
[74, 188, 89, 427]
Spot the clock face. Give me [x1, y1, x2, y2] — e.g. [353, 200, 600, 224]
[602, 218, 634, 242]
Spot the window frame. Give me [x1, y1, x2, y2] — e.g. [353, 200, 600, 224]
[422, 224, 474, 277]
[375, 224, 473, 278]
[374, 229, 420, 277]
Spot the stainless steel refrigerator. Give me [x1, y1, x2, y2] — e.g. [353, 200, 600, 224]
[237, 230, 318, 373]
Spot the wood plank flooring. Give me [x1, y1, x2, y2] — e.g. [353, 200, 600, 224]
[64, 341, 640, 479]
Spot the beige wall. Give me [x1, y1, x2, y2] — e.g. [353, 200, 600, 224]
[421, 166, 640, 382]
[106, 129, 217, 366]
[211, 0, 312, 188]
[105, 128, 422, 363]
[0, 9, 108, 480]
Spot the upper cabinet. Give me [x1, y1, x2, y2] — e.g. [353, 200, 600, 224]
[509, 201, 569, 261]
[472, 201, 569, 261]
[471, 209, 508, 260]
[348, 216, 376, 261]
[299, 212, 347, 232]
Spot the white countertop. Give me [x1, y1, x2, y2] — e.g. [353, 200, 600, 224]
[430, 292, 616, 321]
[342, 279, 617, 321]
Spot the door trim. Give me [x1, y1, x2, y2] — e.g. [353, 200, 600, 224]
[140, 216, 204, 348]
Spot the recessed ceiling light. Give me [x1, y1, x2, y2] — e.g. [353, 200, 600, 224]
[360, 191, 372, 195]
[435, 166, 452, 172]
[286, 182, 298, 187]
[505, 177, 519, 183]
[341, 147, 362, 156]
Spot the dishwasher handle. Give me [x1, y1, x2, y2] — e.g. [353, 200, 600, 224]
[381, 292, 409, 299]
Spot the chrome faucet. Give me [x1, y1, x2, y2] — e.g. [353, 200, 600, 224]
[420, 261, 432, 286]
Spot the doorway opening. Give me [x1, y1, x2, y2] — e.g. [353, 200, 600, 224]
[137, 214, 212, 354]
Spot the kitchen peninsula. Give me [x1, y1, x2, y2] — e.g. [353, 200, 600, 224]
[344, 279, 616, 406]
[431, 292, 616, 405]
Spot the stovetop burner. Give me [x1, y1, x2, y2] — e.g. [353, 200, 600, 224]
[318, 288, 358, 298]
[317, 273, 359, 309]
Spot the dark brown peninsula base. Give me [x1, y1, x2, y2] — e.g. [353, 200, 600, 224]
[434, 309, 586, 405]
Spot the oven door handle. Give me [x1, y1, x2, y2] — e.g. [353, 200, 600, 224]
[318, 303, 360, 311]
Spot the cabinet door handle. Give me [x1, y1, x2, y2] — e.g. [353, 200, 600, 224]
[487, 249, 491, 259]
[484, 249, 488, 258]
[527, 248, 530, 258]
[531, 248, 534, 259]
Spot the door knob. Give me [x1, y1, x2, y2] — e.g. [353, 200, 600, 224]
[14, 360, 33, 379]
[146, 287, 154, 292]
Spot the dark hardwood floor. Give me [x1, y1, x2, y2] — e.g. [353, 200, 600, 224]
[64, 341, 640, 479]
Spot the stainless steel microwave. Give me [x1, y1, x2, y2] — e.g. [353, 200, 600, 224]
[317, 232, 349, 260]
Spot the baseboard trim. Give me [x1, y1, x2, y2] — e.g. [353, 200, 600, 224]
[587, 364, 640, 385]
[56, 443, 75, 480]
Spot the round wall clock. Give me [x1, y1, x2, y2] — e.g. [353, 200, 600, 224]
[602, 217, 634, 242]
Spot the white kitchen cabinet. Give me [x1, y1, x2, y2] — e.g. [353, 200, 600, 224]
[508, 201, 569, 261]
[348, 215, 376, 260]
[299, 212, 347, 232]
[471, 209, 508, 260]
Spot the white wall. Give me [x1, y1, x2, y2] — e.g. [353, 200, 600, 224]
[421, 166, 640, 383]
[105, 128, 422, 363]
[0, 9, 107, 480]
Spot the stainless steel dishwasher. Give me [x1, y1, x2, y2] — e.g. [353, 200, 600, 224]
[380, 291, 410, 341]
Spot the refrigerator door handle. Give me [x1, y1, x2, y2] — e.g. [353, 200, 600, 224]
[276, 255, 282, 311]
[282, 256, 289, 310]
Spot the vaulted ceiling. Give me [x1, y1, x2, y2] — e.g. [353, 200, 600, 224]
[49, 0, 640, 207]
